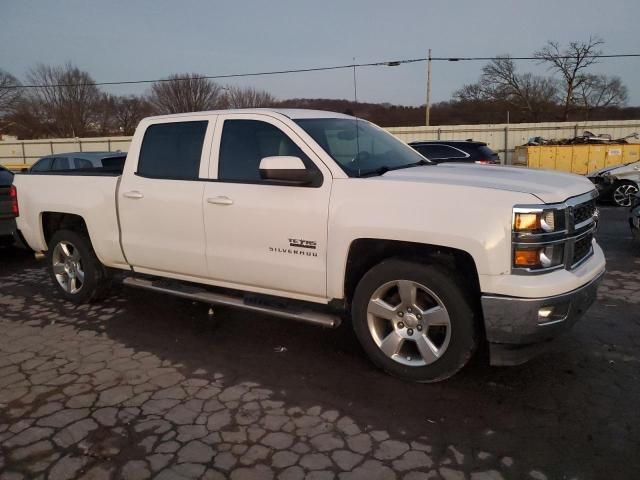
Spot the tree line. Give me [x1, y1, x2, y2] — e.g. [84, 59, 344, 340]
[0, 37, 636, 139]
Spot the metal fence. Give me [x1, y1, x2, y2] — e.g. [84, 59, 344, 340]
[386, 119, 640, 165]
[0, 137, 131, 168]
[1, 119, 639, 168]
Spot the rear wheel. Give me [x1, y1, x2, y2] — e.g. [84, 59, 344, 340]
[612, 180, 639, 207]
[352, 259, 478, 382]
[47, 229, 110, 303]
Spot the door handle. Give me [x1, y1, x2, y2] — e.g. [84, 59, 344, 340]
[123, 191, 144, 199]
[207, 196, 234, 206]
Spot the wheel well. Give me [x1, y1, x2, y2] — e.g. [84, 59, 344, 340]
[344, 239, 481, 307]
[615, 179, 639, 187]
[41, 212, 89, 248]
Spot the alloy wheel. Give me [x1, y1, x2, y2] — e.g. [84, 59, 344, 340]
[366, 280, 451, 367]
[52, 241, 85, 294]
[613, 184, 639, 207]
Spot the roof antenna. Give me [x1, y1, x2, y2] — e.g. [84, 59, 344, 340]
[352, 57, 361, 177]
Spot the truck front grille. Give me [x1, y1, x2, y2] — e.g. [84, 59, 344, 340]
[572, 233, 594, 267]
[573, 200, 596, 226]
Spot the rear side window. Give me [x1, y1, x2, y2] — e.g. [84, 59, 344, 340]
[138, 121, 208, 180]
[102, 156, 126, 170]
[477, 145, 498, 158]
[416, 144, 467, 160]
[218, 119, 315, 182]
[52, 157, 70, 170]
[31, 157, 53, 172]
[74, 158, 93, 169]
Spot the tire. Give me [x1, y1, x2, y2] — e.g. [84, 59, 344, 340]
[351, 259, 479, 382]
[612, 180, 639, 207]
[47, 229, 111, 304]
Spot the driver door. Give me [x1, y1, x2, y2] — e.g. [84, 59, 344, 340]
[202, 113, 332, 300]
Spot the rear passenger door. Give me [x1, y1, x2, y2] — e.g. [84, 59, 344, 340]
[202, 113, 332, 300]
[118, 118, 215, 278]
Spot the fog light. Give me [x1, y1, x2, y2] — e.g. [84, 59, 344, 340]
[538, 306, 554, 320]
[537, 302, 570, 324]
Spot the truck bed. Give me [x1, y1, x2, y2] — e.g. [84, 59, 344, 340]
[13, 173, 128, 268]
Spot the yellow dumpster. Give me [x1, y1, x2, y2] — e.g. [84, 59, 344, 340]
[1, 162, 31, 172]
[516, 144, 636, 175]
[622, 144, 640, 164]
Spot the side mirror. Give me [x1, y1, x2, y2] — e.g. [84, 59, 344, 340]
[259, 156, 321, 186]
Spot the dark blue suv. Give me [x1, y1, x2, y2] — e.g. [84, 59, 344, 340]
[409, 140, 500, 165]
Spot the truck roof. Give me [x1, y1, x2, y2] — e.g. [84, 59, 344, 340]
[145, 108, 354, 121]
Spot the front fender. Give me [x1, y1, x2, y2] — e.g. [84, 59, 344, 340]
[326, 178, 536, 299]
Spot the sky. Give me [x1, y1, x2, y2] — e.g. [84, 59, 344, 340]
[2, 0, 639, 106]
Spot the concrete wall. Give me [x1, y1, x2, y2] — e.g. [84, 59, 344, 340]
[1, 119, 639, 167]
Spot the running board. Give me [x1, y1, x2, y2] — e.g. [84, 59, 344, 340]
[122, 277, 341, 328]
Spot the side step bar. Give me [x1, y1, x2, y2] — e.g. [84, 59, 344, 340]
[122, 277, 341, 328]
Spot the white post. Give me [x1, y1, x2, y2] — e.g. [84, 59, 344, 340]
[426, 49, 432, 127]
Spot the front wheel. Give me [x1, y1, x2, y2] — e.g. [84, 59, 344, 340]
[47, 229, 110, 304]
[352, 260, 479, 382]
[612, 180, 639, 207]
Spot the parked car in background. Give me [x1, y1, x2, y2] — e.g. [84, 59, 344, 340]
[29, 152, 127, 173]
[409, 140, 500, 165]
[588, 160, 640, 207]
[0, 165, 19, 247]
[630, 192, 640, 241]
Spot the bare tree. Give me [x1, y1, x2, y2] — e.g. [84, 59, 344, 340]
[455, 56, 558, 121]
[3, 97, 48, 139]
[574, 74, 627, 120]
[148, 74, 225, 114]
[24, 63, 102, 137]
[0, 69, 22, 115]
[224, 85, 276, 108]
[94, 94, 117, 136]
[534, 36, 604, 120]
[112, 95, 153, 135]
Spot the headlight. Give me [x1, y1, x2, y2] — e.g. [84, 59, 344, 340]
[514, 244, 565, 269]
[513, 210, 561, 233]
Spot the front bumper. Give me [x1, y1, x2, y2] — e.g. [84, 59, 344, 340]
[481, 270, 604, 365]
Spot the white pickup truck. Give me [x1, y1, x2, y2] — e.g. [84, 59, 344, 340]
[14, 109, 605, 382]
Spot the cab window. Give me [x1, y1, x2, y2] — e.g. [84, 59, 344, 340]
[138, 121, 208, 180]
[218, 119, 317, 183]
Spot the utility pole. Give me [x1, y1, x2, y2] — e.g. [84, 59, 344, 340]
[425, 48, 432, 126]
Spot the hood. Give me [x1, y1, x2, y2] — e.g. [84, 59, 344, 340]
[588, 160, 640, 177]
[379, 163, 595, 204]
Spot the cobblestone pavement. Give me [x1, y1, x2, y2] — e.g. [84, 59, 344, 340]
[0, 207, 638, 480]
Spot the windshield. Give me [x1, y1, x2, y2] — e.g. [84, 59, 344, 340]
[295, 118, 430, 177]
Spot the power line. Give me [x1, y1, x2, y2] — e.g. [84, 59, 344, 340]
[432, 54, 640, 61]
[3, 53, 640, 90]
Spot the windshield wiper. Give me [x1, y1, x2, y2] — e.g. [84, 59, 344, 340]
[358, 159, 432, 178]
[404, 159, 433, 168]
[359, 166, 390, 177]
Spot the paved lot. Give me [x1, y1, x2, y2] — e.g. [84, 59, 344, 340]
[0, 206, 638, 480]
